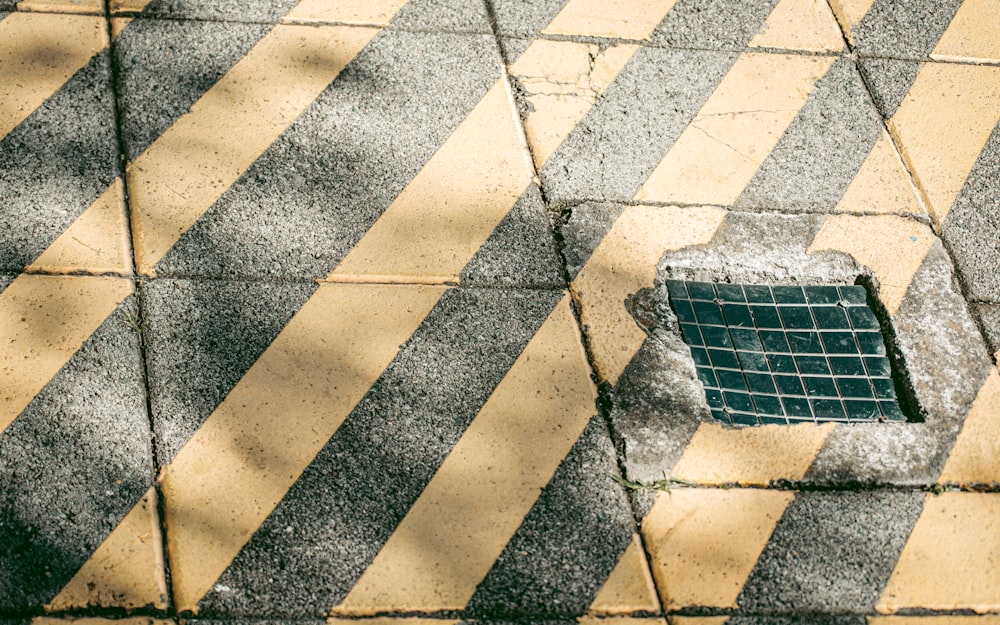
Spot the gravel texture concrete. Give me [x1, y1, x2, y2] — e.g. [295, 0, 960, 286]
[852, 0, 964, 60]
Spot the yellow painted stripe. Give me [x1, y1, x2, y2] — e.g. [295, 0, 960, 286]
[808, 215, 935, 315]
[162, 284, 444, 612]
[27, 180, 132, 275]
[836, 128, 925, 216]
[282, 0, 410, 25]
[888, 63, 1000, 225]
[748, 0, 845, 52]
[541, 0, 679, 40]
[327, 82, 534, 284]
[108, 0, 174, 11]
[47, 488, 166, 610]
[16, 0, 104, 13]
[931, 0, 1000, 64]
[0, 275, 132, 435]
[0, 12, 106, 140]
[329, 620, 459, 625]
[334, 296, 596, 613]
[589, 534, 660, 614]
[571, 205, 727, 385]
[635, 53, 835, 206]
[511, 40, 640, 169]
[33, 619, 174, 625]
[826, 0, 877, 45]
[672, 422, 835, 486]
[642, 488, 793, 610]
[939, 367, 1000, 485]
[877, 492, 1000, 614]
[129, 23, 382, 275]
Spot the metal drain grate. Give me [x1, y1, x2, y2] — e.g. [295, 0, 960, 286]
[667, 280, 907, 426]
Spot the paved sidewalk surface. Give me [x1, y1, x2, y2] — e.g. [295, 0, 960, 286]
[1, 0, 999, 622]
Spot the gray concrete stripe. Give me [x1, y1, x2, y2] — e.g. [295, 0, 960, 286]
[387, 0, 492, 34]
[460, 186, 563, 288]
[852, 0, 963, 60]
[540, 47, 738, 205]
[150, 29, 503, 281]
[728, 617, 868, 625]
[141, 279, 317, 465]
[941, 121, 1000, 302]
[197, 287, 563, 617]
[466, 416, 634, 618]
[114, 19, 273, 162]
[0, 52, 116, 272]
[648, 0, 779, 50]
[490, 0, 569, 38]
[857, 57, 921, 120]
[736, 56, 883, 213]
[0, 297, 152, 610]
[737, 491, 926, 613]
[972, 303, 1000, 357]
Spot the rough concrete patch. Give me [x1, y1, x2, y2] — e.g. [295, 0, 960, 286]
[581, 209, 993, 487]
[135, 0, 298, 22]
[738, 491, 925, 613]
[808, 242, 993, 484]
[390, 0, 492, 33]
[728, 618, 867, 625]
[972, 303, 1000, 359]
[941, 122, 1000, 302]
[857, 57, 921, 120]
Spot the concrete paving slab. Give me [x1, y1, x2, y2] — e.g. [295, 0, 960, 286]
[111, 0, 491, 31]
[0, 13, 119, 273]
[0, 282, 157, 610]
[562, 206, 993, 486]
[648, 0, 778, 50]
[155, 286, 601, 617]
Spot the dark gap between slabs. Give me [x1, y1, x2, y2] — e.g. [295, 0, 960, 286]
[666, 279, 919, 426]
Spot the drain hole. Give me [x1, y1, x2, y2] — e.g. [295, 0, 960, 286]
[666, 279, 919, 426]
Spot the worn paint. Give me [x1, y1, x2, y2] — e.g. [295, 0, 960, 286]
[836, 129, 926, 216]
[931, 0, 1000, 64]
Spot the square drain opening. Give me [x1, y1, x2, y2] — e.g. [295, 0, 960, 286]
[667, 280, 917, 426]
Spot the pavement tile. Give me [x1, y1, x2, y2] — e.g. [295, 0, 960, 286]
[849, 0, 964, 60]
[0, 12, 123, 274]
[0, 279, 159, 610]
[13, 0, 104, 14]
[562, 207, 993, 486]
[141, 286, 616, 617]
[110, 0, 491, 31]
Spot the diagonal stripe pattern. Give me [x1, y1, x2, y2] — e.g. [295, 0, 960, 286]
[1, 0, 999, 616]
